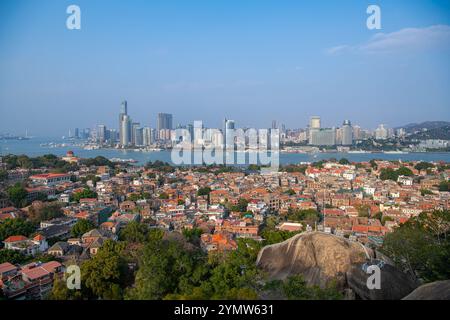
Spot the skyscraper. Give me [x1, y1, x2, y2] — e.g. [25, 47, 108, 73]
[223, 118, 235, 149]
[120, 114, 132, 146]
[97, 125, 107, 143]
[341, 120, 353, 146]
[143, 127, 153, 146]
[135, 127, 144, 146]
[119, 100, 129, 146]
[156, 113, 173, 141]
[131, 122, 140, 145]
[308, 116, 321, 145]
[310, 116, 321, 129]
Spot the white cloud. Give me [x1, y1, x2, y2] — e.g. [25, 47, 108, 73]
[327, 25, 450, 55]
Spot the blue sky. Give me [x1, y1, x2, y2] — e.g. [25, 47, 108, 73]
[0, 0, 449, 136]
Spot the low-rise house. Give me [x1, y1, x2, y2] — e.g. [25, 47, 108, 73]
[200, 232, 237, 252]
[3, 235, 48, 256]
[1, 261, 63, 300]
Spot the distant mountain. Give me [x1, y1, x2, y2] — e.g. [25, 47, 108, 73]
[398, 121, 450, 134]
[408, 125, 450, 140]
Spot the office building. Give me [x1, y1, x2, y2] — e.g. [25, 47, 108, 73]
[375, 124, 388, 140]
[310, 116, 321, 129]
[309, 128, 336, 146]
[341, 120, 353, 146]
[120, 114, 132, 146]
[223, 119, 235, 149]
[143, 127, 153, 146]
[97, 125, 107, 143]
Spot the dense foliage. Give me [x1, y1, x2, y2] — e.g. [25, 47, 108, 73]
[380, 166, 413, 181]
[0, 218, 36, 242]
[28, 202, 64, 224]
[71, 219, 96, 238]
[6, 183, 28, 208]
[1, 154, 78, 172]
[71, 188, 98, 202]
[382, 210, 450, 282]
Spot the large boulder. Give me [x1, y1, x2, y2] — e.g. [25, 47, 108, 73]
[346, 262, 418, 300]
[402, 280, 450, 300]
[256, 232, 374, 289]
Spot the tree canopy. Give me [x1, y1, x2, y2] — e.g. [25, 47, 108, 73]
[382, 210, 450, 282]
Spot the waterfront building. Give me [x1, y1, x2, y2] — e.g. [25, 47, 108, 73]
[341, 120, 353, 146]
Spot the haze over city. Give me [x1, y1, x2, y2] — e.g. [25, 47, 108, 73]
[1, 0, 450, 136]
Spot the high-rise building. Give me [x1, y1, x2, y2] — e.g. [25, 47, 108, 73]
[97, 125, 107, 143]
[309, 128, 336, 146]
[341, 120, 353, 146]
[119, 100, 129, 146]
[143, 127, 153, 146]
[157, 113, 173, 137]
[187, 124, 194, 142]
[375, 124, 388, 140]
[156, 113, 173, 141]
[131, 122, 140, 145]
[353, 125, 361, 140]
[108, 129, 118, 144]
[74, 128, 79, 139]
[271, 120, 278, 130]
[308, 116, 321, 145]
[224, 119, 235, 149]
[120, 115, 132, 146]
[310, 116, 321, 129]
[120, 100, 127, 115]
[134, 127, 144, 146]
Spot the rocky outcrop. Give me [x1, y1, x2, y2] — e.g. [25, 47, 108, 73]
[256, 232, 374, 289]
[346, 263, 418, 300]
[402, 280, 450, 300]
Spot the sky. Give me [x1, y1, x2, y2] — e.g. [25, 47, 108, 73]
[0, 0, 449, 136]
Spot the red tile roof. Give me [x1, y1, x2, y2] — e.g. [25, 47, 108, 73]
[0, 262, 17, 275]
[4, 235, 28, 243]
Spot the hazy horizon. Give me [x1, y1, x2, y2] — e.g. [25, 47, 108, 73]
[1, 0, 450, 136]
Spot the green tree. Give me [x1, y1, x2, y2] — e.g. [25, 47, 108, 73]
[286, 209, 320, 225]
[284, 189, 296, 196]
[6, 183, 28, 207]
[382, 210, 450, 282]
[232, 198, 249, 213]
[119, 221, 149, 243]
[338, 158, 350, 165]
[396, 166, 413, 176]
[0, 249, 28, 264]
[197, 187, 212, 197]
[159, 192, 169, 199]
[182, 227, 203, 243]
[204, 239, 262, 299]
[81, 240, 128, 300]
[380, 168, 398, 181]
[272, 275, 342, 300]
[420, 189, 433, 196]
[438, 181, 449, 192]
[71, 219, 96, 237]
[71, 188, 97, 202]
[0, 170, 8, 182]
[0, 218, 35, 241]
[126, 237, 208, 300]
[48, 278, 83, 300]
[415, 162, 434, 171]
[261, 229, 298, 245]
[28, 202, 64, 224]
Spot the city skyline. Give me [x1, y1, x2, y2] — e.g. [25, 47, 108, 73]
[1, 0, 450, 135]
